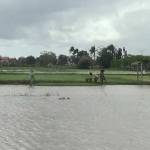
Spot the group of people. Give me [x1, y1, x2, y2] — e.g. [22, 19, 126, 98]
[86, 69, 106, 84]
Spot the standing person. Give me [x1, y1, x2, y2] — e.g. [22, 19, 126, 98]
[29, 68, 34, 86]
[89, 72, 93, 82]
[100, 69, 106, 85]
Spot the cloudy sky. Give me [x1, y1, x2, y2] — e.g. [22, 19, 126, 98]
[0, 0, 150, 57]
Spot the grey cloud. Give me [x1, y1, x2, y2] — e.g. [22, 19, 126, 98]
[0, 0, 149, 56]
[114, 2, 150, 54]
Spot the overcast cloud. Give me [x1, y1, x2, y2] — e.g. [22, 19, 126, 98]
[0, 0, 150, 57]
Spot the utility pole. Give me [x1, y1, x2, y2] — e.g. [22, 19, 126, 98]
[137, 63, 139, 81]
[141, 63, 143, 80]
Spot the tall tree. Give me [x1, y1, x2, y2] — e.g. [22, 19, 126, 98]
[73, 49, 79, 56]
[69, 46, 79, 64]
[69, 47, 79, 56]
[116, 48, 122, 59]
[17, 57, 26, 66]
[78, 56, 91, 69]
[39, 51, 57, 66]
[106, 44, 117, 59]
[26, 56, 36, 66]
[69, 46, 75, 54]
[89, 46, 96, 62]
[77, 50, 89, 58]
[57, 55, 68, 65]
[97, 47, 113, 68]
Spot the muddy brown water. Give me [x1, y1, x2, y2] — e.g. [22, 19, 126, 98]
[0, 85, 150, 150]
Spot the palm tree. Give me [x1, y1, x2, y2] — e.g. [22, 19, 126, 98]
[89, 46, 96, 68]
[90, 46, 96, 61]
[69, 47, 79, 65]
[106, 44, 117, 59]
[69, 46, 75, 54]
[73, 49, 79, 56]
[69, 47, 79, 56]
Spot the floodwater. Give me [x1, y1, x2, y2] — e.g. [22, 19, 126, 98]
[0, 85, 150, 150]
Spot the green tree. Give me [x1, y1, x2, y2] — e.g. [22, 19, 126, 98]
[78, 56, 91, 69]
[57, 55, 68, 65]
[17, 57, 26, 66]
[69, 46, 75, 54]
[77, 50, 89, 58]
[69, 55, 78, 65]
[69, 46, 79, 64]
[106, 44, 117, 57]
[97, 47, 113, 68]
[26, 56, 36, 66]
[69, 46, 79, 56]
[39, 51, 57, 67]
[116, 48, 122, 59]
[89, 46, 96, 62]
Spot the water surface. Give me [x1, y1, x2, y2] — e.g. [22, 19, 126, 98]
[0, 85, 150, 150]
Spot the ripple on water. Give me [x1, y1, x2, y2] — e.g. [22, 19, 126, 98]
[0, 85, 150, 150]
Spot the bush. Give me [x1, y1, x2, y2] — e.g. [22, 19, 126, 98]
[78, 56, 91, 69]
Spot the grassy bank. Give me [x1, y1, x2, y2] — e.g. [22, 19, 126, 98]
[0, 72, 149, 85]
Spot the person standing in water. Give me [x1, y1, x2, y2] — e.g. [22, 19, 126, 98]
[29, 68, 34, 86]
[100, 69, 106, 85]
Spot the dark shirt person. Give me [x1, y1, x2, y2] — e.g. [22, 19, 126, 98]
[89, 72, 93, 82]
[29, 68, 34, 86]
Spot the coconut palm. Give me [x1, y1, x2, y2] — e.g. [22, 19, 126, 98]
[73, 49, 79, 56]
[89, 46, 97, 68]
[89, 46, 96, 62]
[69, 46, 75, 54]
[69, 47, 79, 56]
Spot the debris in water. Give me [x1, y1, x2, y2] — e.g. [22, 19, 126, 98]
[45, 93, 51, 96]
[58, 97, 70, 100]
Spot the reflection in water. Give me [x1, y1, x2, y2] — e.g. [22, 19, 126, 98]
[0, 85, 150, 150]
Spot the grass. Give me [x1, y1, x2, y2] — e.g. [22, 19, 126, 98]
[106, 74, 150, 85]
[0, 66, 149, 85]
[0, 67, 139, 74]
[0, 71, 149, 85]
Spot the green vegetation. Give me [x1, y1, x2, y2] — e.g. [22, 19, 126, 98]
[1, 44, 150, 71]
[0, 68, 149, 85]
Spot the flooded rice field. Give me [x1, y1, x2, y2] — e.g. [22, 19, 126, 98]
[0, 85, 150, 150]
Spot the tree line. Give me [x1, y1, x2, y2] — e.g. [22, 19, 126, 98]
[1, 44, 150, 70]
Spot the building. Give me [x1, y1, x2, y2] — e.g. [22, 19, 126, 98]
[0, 56, 16, 65]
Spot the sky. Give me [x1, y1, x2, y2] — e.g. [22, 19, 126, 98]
[0, 0, 150, 57]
